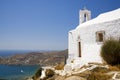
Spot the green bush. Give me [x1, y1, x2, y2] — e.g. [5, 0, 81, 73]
[32, 67, 42, 80]
[101, 39, 120, 65]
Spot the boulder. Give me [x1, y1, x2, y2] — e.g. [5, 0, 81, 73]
[65, 76, 86, 80]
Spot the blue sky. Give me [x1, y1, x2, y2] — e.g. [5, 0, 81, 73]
[0, 0, 120, 50]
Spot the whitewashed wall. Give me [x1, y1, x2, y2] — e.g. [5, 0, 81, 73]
[67, 19, 120, 68]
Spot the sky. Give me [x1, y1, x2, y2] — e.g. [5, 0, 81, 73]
[0, 0, 120, 50]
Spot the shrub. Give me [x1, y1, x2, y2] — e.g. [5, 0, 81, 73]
[45, 69, 54, 78]
[32, 67, 42, 80]
[101, 39, 120, 65]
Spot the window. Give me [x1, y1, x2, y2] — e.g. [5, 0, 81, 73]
[96, 31, 105, 42]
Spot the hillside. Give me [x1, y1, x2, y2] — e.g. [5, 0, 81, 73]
[0, 49, 68, 66]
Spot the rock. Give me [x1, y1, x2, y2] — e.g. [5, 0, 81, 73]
[40, 69, 46, 79]
[65, 76, 86, 80]
[112, 72, 120, 80]
[64, 64, 72, 72]
[55, 75, 66, 80]
[26, 77, 33, 80]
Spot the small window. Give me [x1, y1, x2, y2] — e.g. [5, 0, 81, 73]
[96, 31, 105, 42]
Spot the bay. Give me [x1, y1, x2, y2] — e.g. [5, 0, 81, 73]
[0, 50, 42, 80]
[0, 64, 40, 80]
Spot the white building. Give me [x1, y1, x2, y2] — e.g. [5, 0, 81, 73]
[66, 8, 120, 69]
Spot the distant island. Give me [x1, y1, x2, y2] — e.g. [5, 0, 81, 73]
[0, 49, 68, 66]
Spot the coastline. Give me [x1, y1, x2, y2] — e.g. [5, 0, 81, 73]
[0, 64, 40, 80]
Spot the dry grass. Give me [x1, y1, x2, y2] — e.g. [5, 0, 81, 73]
[109, 65, 120, 71]
[54, 62, 64, 70]
[87, 72, 111, 80]
[92, 67, 109, 73]
[72, 71, 111, 80]
[72, 66, 112, 80]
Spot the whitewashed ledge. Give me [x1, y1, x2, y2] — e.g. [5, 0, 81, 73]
[56, 63, 109, 76]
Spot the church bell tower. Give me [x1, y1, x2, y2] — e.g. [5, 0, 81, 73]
[79, 7, 91, 24]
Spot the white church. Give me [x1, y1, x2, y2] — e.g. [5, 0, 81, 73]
[66, 8, 120, 69]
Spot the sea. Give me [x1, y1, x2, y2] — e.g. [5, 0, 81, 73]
[0, 50, 42, 80]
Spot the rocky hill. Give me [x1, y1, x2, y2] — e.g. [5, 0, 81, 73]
[0, 49, 68, 66]
[33, 63, 120, 80]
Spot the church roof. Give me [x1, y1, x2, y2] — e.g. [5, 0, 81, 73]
[76, 8, 120, 29]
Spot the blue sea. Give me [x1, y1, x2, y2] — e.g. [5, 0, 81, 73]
[0, 50, 41, 57]
[0, 50, 41, 80]
[0, 65, 40, 80]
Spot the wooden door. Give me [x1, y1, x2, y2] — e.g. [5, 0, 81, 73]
[78, 42, 81, 57]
